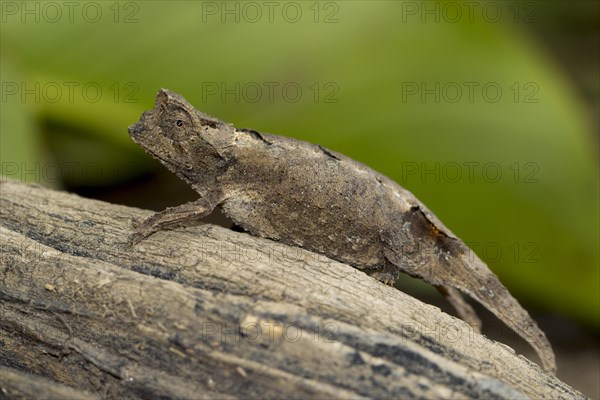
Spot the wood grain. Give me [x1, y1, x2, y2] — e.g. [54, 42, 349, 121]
[0, 178, 583, 399]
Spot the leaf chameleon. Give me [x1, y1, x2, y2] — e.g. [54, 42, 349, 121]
[128, 89, 556, 373]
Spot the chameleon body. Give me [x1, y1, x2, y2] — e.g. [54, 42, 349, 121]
[129, 89, 556, 373]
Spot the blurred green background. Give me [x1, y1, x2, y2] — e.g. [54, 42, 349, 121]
[1, 0, 598, 395]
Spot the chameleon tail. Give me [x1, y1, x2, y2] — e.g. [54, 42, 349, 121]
[450, 252, 556, 373]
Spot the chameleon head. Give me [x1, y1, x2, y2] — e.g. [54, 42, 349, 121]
[128, 89, 232, 181]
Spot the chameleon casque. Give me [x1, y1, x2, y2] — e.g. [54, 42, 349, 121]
[128, 89, 556, 373]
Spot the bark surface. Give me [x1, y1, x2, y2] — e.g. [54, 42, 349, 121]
[0, 178, 583, 399]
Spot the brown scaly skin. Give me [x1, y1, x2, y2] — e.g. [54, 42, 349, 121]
[128, 89, 556, 373]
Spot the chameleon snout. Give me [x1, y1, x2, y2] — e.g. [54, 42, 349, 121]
[128, 110, 159, 140]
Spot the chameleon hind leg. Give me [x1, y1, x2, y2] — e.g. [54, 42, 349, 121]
[369, 264, 482, 332]
[435, 285, 482, 332]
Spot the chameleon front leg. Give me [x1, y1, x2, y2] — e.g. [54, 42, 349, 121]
[435, 285, 482, 332]
[129, 198, 216, 245]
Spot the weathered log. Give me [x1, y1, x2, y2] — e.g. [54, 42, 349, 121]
[0, 178, 583, 399]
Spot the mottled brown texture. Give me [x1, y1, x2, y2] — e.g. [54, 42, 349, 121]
[0, 179, 582, 399]
[128, 89, 555, 373]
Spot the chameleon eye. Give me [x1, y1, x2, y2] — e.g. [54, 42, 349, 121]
[176, 120, 184, 127]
